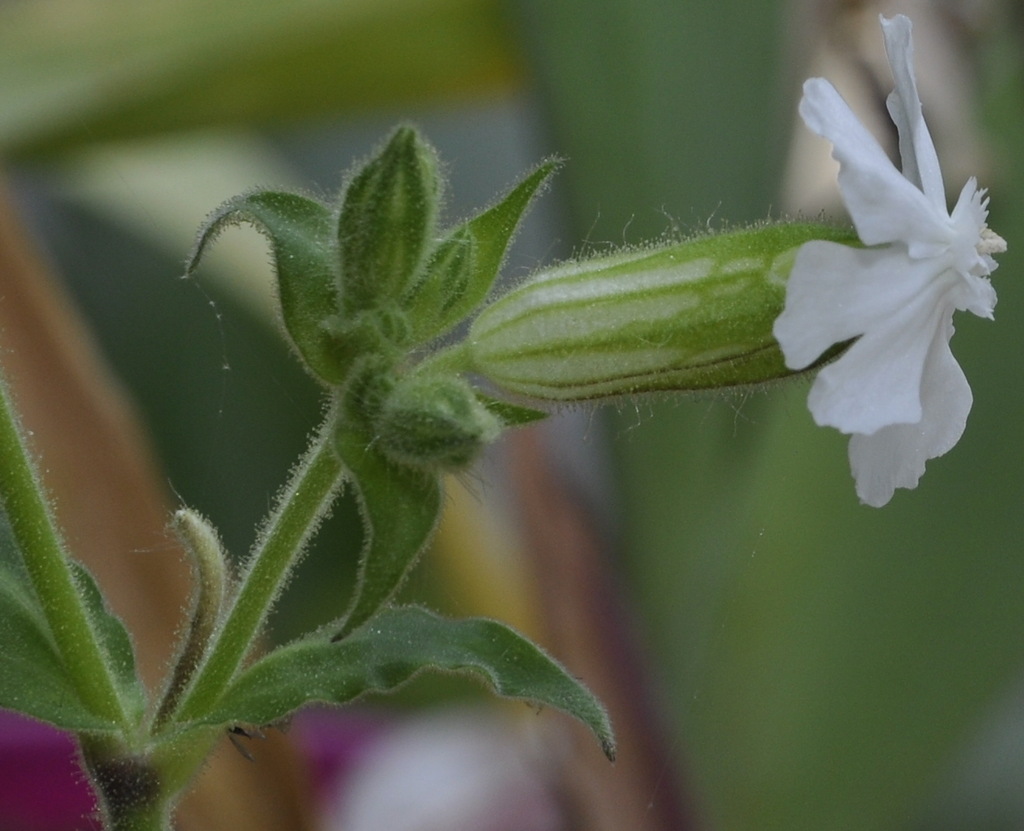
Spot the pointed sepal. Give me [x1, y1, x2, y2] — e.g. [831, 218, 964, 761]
[406, 160, 559, 343]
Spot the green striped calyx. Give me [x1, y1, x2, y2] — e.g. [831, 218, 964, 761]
[466, 222, 858, 401]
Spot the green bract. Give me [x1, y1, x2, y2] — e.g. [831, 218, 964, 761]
[466, 223, 859, 401]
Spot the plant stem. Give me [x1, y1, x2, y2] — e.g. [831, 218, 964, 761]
[79, 735, 172, 831]
[170, 406, 344, 723]
[0, 371, 128, 726]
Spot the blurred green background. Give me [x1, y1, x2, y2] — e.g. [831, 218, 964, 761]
[3, 0, 1024, 829]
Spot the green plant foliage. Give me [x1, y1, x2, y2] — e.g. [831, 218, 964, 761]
[334, 424, 442, 638]
[0, 523, 118, 730]
[68, 563, 147, 724]
[338, 127, 441, 314]
[186, 189, 347, 384]
[473, 393, 549, 426]
[0, 0, 521, 158]
[201, 605, 616, 760]
[405, 160, 559, 342]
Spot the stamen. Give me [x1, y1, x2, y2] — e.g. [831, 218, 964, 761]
[978, 226, 1008, 256]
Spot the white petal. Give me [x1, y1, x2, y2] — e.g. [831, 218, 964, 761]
[848, 315, 971, 506]
[773, 241, 934, 371]
[880, 15, 946, 209]
[799, 78, 950, 251]
[949, 178, 1003, 288]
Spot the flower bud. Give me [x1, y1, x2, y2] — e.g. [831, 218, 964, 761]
[376, 375, 501, 471]
[467, 223, 857, 401]
[338, 126, 441, 313]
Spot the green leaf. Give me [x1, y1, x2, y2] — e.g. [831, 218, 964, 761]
[0, 0, 522, 158]
[187, 189, 351, 384]
[0, 515, 117, 730]
[334, 424, 442, 637]
[409, 160, 558, 342]
[202, 606, 615, 760]
[69, 562, 147, 724]
[338, 126, 441, 315]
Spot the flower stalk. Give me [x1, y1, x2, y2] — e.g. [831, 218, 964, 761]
[168, 407, 343, 724]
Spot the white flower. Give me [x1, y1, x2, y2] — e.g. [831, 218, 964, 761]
[773, 13, 1005, 508]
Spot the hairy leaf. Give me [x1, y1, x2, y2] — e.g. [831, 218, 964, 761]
[0, 517, 116, 730]
[70, 562, 147, 723]
[187, 189, 350, 384]
[334, 425, 442, 637]
[203, 606, 615, 759]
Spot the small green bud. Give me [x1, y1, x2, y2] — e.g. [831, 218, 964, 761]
[376, 375, 501, 471]
[338, 126, 441, 313]
[467, 223, 858, 401]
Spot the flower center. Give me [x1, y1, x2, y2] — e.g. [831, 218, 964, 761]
[977, 225, 1008, 256]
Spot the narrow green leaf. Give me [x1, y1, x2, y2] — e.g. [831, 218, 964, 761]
[0, 520, 115, 730]
[202, 606, 616, 760]
[186, 189, 350, 384]
[410, 159, 559, 342]
[338, 126, 441, 314]
[69, 562, 147, 723]
[334, 425, 442, 637]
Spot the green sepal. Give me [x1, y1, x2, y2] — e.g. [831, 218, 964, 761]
[403, 227, 475, 341]
[0, 525, 122, 730]
[469, 222, 861, 401]
[407, 159, 558, 343]
[338, 126, 441, 315]
[334, 423, 442, 638]
[187, 189, 350, 385]
[376, 374, 501, 471]
[69, 562, 147, 725]
[198, 606, 615, 761]
[475, 392, 549, 427]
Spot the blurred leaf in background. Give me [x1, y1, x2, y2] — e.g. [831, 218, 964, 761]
[0, 0, 521, 158]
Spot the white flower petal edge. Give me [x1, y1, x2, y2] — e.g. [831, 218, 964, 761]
[773, 14, 1005, 507]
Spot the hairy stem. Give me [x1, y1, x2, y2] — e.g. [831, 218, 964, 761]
[0, 371, 128, 726]
[169, 407, 344, 723]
